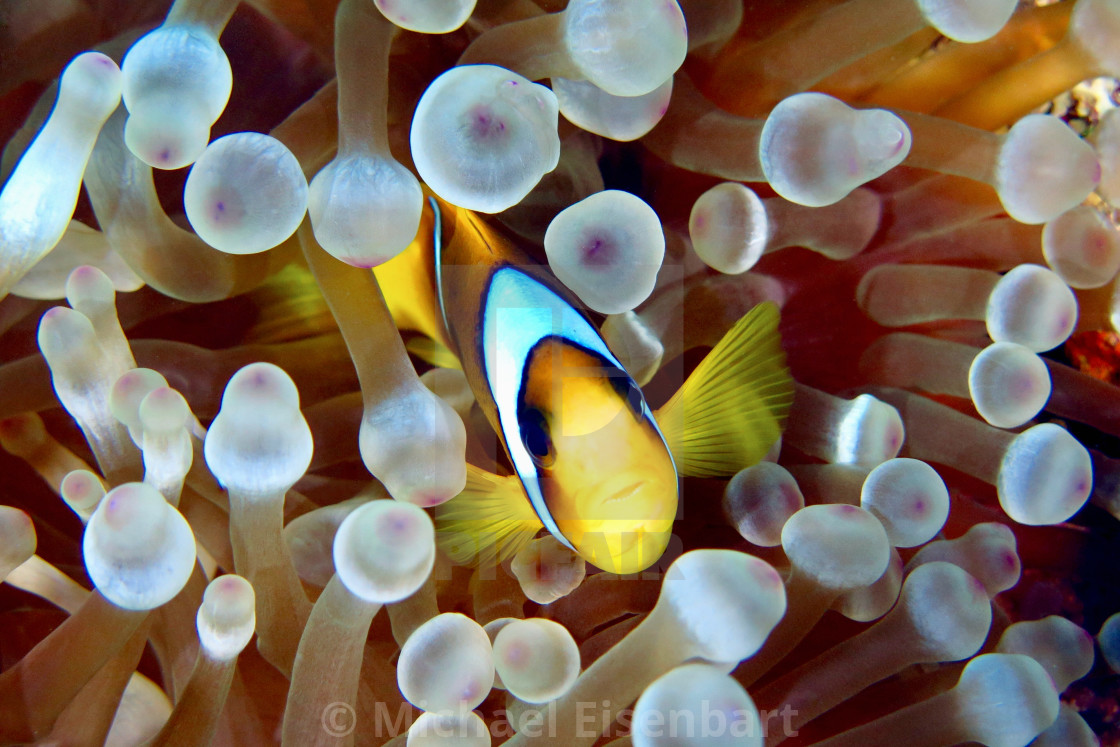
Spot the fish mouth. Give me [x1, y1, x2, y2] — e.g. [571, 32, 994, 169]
[602, 482, 643, 505]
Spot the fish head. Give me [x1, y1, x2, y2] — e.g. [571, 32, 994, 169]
[517, 337, 678, 574]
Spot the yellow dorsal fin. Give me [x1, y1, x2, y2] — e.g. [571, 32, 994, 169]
[434, 464, 543, 566]
[654, 302, 793, 477]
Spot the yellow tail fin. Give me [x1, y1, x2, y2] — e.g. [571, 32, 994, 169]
[434, 464, 543, 565]
[655, 302, 793, 477]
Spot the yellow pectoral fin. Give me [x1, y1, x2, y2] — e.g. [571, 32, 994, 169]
[405, 335, 462, 371]
[654, 302, 794, 477]
[434, 464, 543, 566]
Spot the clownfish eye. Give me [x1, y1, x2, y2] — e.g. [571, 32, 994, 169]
[610, 372, 645, 417]
[518, 406, 554, 467]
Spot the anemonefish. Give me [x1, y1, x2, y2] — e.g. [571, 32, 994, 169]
[374, 195, 793, 575]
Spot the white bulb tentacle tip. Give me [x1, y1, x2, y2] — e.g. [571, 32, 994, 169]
[552, 75, 673, 142]
[995, 114, 1100, 225]
[631, 663, 759, 747]
[907, 522, 1021, 598]
[510, 536, 586, 605]
[138, 387, 191, 434]
[59, 52, 123, 122]
[410, 65, 560, 213]
[689, 182, 768, 275]
[896, 561, 992, 662]
[307, 152, 423, 268]
[997, 423, 1092, 526]
[111, 368, 170, 438]
[968, 342, 1051, 429]
[0, 506, 36, 579]
[83, 482, 196, 611]
[65, 264, 117, 310]
[333, 499, 435, 604]
[197, 574, 256, 661]
[1042, 206, 1120, 289]
[203, 362, 313, 500]
[397, 612, 495, 713]
[722, 461, 804, 547]
[658, 550, 787, 664]
[358, 383, 467, 506]
[563, 0, 688, 97]
[860, 458, 949, 548]
[1032, 704, 1099, 747]
[600, 311, 664, 386]
[61, 470, 107, 516]
[37, 305, 99, 362]
[493, 618, 581, 703]
[406, 710, 490, 747]
[997, 616, 1095, 692]
[0, 53, 119, 299]
[985, 264, 1077, 353]
[120, 25, 233, 169]
[915, 0, 1017, 42]
[951, 653, 1060, 746]
[781, 504, 892, 590]
[184, 132, 308, 254]
[760, 93, 911, 207]
[544, 189, 665, 314]
[1100, 612, 1120, 673]
[835, 392, 905, 467]
[374, 0, 477, 34]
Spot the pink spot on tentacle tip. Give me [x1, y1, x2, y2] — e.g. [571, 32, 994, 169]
[581, 236, 616, 267]
[417, 493, 446, 508]
[117, 371, 141, 389]
[504, 641, 529, 666]
[388, 513, 413, 534]
[911, 498, 927, 516]
[836, 503, 859, 515]
[460, 680, 482, 702]
[469, 106, 506, 139]
[105, 492, 127, 519]
[754, 561, 783, 589]
[1002, 551, 1019, 572]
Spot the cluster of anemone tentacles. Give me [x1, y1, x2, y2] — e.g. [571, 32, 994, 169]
[2, 0, 1120, 745]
